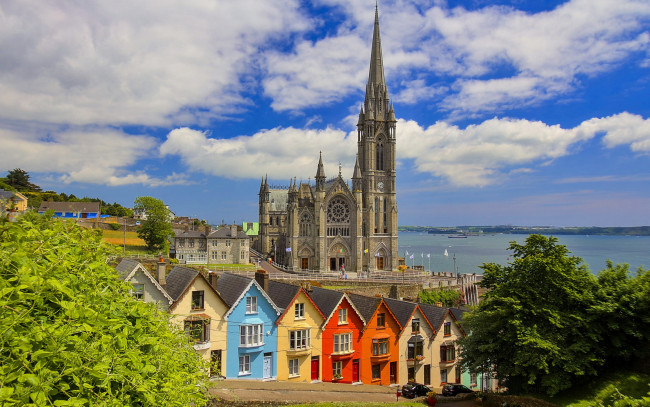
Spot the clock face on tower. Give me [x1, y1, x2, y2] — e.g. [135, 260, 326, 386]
[377, 181, 384, 192]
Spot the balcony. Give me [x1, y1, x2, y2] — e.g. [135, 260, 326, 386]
[370, 353, 390, 362]
[407, 356, 426, 365]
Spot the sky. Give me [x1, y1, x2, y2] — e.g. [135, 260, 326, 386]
[1, 0, 649, 227]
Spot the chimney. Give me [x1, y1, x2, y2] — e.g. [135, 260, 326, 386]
[435, 301, 443, 307]
[231, 224, 238, 237]
[208, 271, 218, 290]
[157, 256, 167, 287]
[205, 225, 211, 235]
[389, 285, 398, 299]
[255, 269, 269, 292]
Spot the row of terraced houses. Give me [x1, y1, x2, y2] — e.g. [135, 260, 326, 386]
[116, 259, 497, 392]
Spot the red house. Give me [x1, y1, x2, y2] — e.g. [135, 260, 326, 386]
[308, 286, 366, 383]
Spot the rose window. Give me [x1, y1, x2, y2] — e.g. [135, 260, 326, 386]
[327, 198, 350, 224]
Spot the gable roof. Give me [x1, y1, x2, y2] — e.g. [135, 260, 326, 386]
[217, 272, 281, 319]
[267, 280, 301, 310]
[418, 303, 452, 334]
[267, 280, 325, 325]
[383, 297, 433, 335]
[308, 287, 367, 328]
[347, 293, 382, 322]
[208, 227, 248, 239]
[166, 265, 227, 311]
[114, 259, 173, 304]
[38, 201, 101, 213]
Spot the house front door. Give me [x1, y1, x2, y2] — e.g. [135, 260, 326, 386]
[263, 353, 272, 379]
[389, 362, 397, 384]
[352, 359, 360, 383]
[311, 356, 319, 381]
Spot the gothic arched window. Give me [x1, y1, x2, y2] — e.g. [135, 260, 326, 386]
[299, 212, 312, 237]
[326, 198, 351, 237]
[376, 139, 384, 171]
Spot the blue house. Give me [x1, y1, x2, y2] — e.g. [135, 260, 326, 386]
[38, 201, 102, 219]
[217, 271, 281, 380]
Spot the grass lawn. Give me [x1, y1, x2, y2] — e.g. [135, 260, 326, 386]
[286, 403, 424, 407]
[101, 229, 148, 252]
[548, 370, 650, 407]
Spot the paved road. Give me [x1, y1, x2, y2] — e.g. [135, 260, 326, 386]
[210, 379, 478, 405]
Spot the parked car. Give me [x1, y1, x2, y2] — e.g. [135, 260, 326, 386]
[441, 383, 474, 396]
[401, 382, 431, 398]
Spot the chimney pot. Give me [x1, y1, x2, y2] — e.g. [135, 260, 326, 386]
[157, 258, 166, 286]
[208, 271, 218, 290]
[255, 269, 269, 292]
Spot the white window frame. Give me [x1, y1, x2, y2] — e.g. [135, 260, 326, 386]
[131, 283, 144, 300]
[289, 359, 299, 377]
[333, 333, 352, 354]
[338, 308, 347, 324]
[333, 361, 342, 379]
[239, 324, 264, 347]
[221, 251, 227, 260]
[239, 355, 250, 375]
[294, 303, 305, 319]
[246, 296, 257, 314]
[289, 329, 311, 350]
[226, 239, 231, 247]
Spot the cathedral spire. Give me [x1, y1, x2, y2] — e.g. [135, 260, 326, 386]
[367, 4, 386, 94]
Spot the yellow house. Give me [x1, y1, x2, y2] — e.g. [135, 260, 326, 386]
[267, 281, 325, 382]
[384, 298, 437, 386]
[166, 266, 229, 376]
[420, 304, 466, 390]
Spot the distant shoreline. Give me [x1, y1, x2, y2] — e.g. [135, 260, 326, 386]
[398, 225, 650, 236]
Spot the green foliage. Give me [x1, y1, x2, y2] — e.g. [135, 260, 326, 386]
[5, 168, 41, 192]
[458, 235, 601, 396]
[550, 370, 650, 407]
[134, 196, 173, 253]
[102, 202, 133, 218]
[0, 213, 209, 406]
[109, 223, 121, 231]
[419, 287, 463, 307]
[459, 235, 650, 398]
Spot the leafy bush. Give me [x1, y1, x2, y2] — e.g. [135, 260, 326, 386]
[0, 213, 209, 406]
[109, 222, 121, 231]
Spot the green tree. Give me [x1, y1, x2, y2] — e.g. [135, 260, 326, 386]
[0, 213, 208, 406]
[419, 287, 464, 307]
[5, 168, 41, 192]
[458, 235, 601, 396]
[134, 196, 173, 252]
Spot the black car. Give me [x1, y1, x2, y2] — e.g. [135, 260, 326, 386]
[442, 383, 474, 396]
[401, 382, 431, 398]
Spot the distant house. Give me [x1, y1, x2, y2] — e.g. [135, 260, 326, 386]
[217, 271, 281, 380]
[114, 259, 173, 310]
[38, 201, 101, 219]
[166, 266, 229, 375]
[175, 224, 250, 265]
[0, 189, 28, 220]
[133, 204, 175, 221]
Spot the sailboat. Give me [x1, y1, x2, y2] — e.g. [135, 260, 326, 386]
[444, 249, 448, 257]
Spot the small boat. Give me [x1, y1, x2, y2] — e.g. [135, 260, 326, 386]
[448, 234, 468, 238]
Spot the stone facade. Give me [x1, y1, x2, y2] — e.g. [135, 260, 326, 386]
[258, 8, 398, 273]
[175, 224, 250, 265]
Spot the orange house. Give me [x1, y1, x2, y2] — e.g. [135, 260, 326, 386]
[348, 294, 402, 386]
[308, 287, 366, 384]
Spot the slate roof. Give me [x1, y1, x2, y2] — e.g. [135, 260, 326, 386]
[307, 286, 344, 320]
[175, 230, 207, 238]
[165, 266, 199, 301]
[383, 297, 418, 329]
[216, 272, 253, 307]
[347, 293, 382, 322]
[449, 307, 466, 322]
[114, 258, 141, 281]
[267, 280, 300, 310]
[208, 227, 248, 239]
[38, 201, 101, 213]
[418, 303, 448, 332]
[0, 189, 14, 200]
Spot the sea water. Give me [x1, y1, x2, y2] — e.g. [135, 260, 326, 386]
[398, 231, 650, 275]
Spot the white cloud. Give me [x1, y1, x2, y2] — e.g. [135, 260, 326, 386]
[159, 126, 357, 181]
[0, 126, 183, 186]
[577, 112, 650, 153]
[0, 0, 307, 126]
[262, 0, 650, 115]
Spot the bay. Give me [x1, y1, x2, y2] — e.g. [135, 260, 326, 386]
[398, 231, 650, 275]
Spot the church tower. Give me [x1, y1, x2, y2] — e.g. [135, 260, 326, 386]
[357, 5, 399, 271]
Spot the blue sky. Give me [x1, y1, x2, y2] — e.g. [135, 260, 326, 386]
[1, 0, 649, 227]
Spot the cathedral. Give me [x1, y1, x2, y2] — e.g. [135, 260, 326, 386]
[257, 7, 398, 273]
